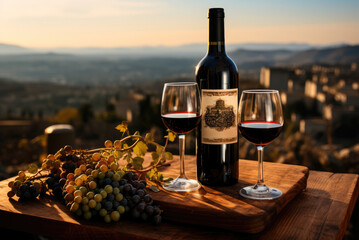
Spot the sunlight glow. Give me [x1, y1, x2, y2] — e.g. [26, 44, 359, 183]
[0, 0, 358, 48]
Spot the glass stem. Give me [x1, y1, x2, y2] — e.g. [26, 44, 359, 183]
[178, 134, 186, 179]
[256, 145, 265, 186]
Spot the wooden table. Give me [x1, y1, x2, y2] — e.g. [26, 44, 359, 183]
[0, 156, 358, 240]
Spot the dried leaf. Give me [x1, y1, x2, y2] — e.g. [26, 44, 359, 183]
[150, 152, 160, 166]
[133, 141, 148, 157]
[151, 151, 159, 161]
[115, 121, 128, 132]
[132, 157, 144, 170]
[144, 133, 154, 142]
[146, 167, 157, 180]
[165, 152, 173, 160]
[123, 153, 132, 164]
[156, 145, 164, 155]
[167, 131, 176, 142]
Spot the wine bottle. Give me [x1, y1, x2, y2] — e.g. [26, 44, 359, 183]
[195, 8, 239, 186]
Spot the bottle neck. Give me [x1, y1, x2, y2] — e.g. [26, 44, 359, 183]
[207, 17, 226, 55]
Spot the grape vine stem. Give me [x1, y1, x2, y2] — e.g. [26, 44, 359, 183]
[73, 133, 171, 176]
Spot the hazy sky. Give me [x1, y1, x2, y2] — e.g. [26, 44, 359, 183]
[1, 0, 358, 48]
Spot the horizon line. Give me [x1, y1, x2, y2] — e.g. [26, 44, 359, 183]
[1, 41, 356, 50]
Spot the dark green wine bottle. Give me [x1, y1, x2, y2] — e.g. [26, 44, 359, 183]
[195, 8, 239, 186]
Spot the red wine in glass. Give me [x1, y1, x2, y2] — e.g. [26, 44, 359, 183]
[239, 121, 283, 146]
[161, 112, 201, 134]
[238, 89, 284, 200]
[160, 82, 202, 192]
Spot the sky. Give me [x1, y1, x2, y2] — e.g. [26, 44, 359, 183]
[0, 0, 359, 48]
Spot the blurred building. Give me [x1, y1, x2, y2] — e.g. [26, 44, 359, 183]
[299, 119, 326, 137]
[260, 67, 295, 91]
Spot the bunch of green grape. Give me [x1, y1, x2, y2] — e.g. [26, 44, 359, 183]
[61, 143, 162, 224]
[7, 137, 164, 225]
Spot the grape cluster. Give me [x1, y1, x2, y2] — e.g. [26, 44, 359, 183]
[60, 147, 162, 224]
[7, 171, 44, 202]
[122, 171, 162, 224]
[41, 150, 77, 201]
[46, 173, 66, 201]
[41, 154, 62, 174]
[7, 142, 163, 225]
[56, 145, 81, 178]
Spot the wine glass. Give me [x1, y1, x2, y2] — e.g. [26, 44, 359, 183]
[161, 82, 202, 192]
[238, 89, 284, 200]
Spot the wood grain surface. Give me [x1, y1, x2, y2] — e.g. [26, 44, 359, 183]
[154, 155, 309, 233]
[259, 170, 359, 240]
[0, 155, 357, 240]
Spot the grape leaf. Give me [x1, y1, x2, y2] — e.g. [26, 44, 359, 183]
[123, 153, 132, 164]
[165, 152, 173, 160]
[132, 157, 144, 170]
[144, 133, 154, 142]
[156, 145, 164, 155]
[146, 167, 163, 182]
[167, 131, 176, 142]
[151, 151, 159, 161]
[146, 167, 157, 180]
[151, 152, 160, 166]
[133, 141, 148, 157]
[115, 121, 128, 132]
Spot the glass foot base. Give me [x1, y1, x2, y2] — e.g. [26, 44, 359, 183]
[163, 177, 201, 192]
[239, 185, 282, 200]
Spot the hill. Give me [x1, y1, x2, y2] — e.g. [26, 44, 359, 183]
[229, 44, 359, 71]
[0, 43, 29, 54]
[230, 49, 294, 63]
[0, 42, 346, 56]
[284, 45, 359, 64]
[0, 43, 358, 85]
[0, 54, 195, 85]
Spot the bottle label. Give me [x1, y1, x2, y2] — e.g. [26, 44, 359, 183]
[201, 89, 238, 144]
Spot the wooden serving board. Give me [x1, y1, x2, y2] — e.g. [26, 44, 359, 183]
[0, 155, 309, 235]
[153, 156, 309, 233]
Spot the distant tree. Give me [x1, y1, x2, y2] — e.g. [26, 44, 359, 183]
[100, 101, 120, 123]
[78, 103, 94, 123]
[51, 107, 80, 124]
[136, 95, 161, 131]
